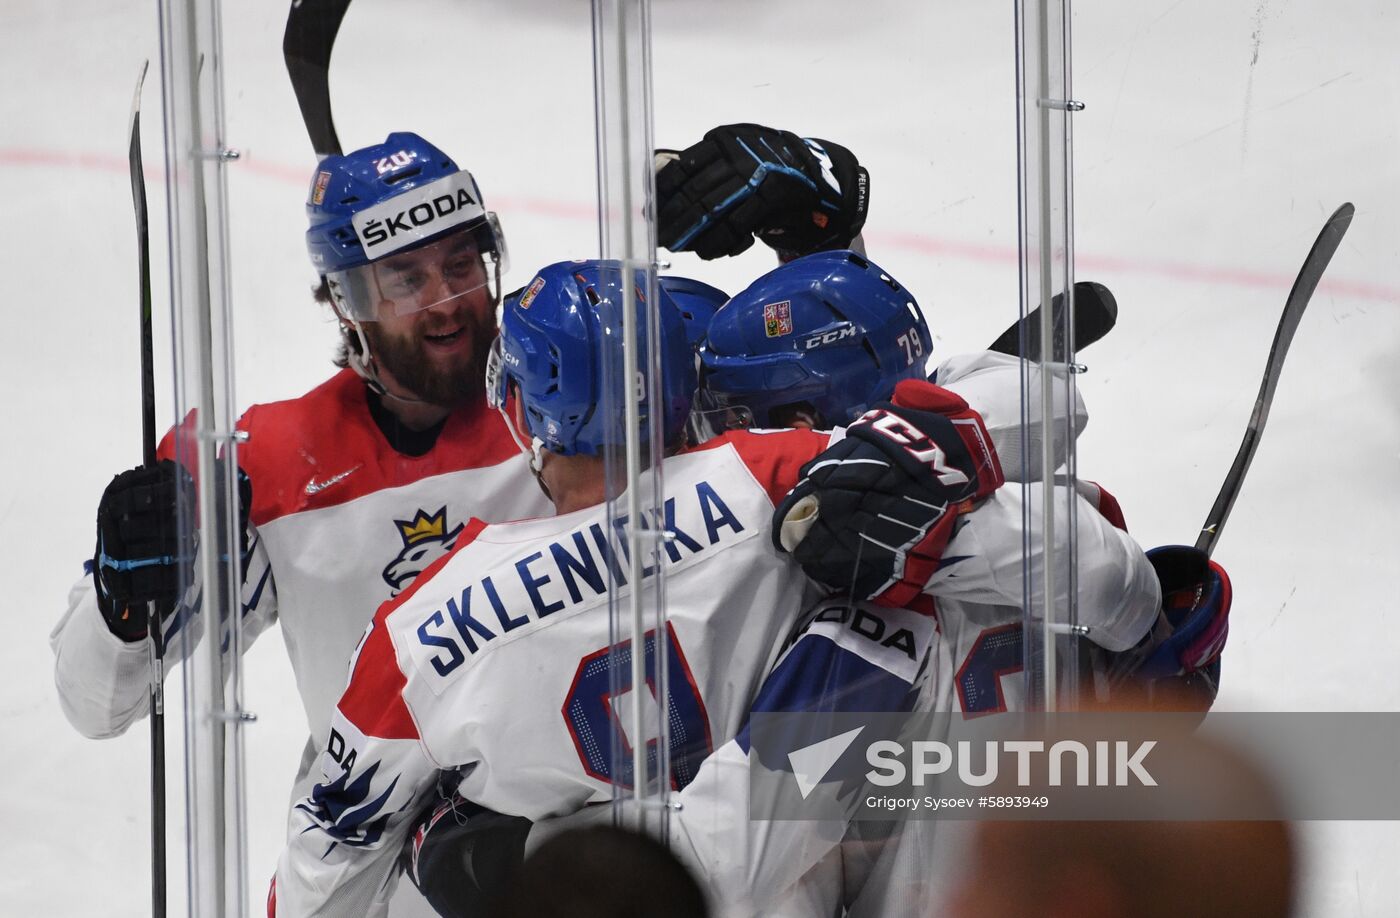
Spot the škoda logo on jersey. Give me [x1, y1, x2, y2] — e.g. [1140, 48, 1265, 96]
[352, 171, 484, 258]
[383, 507, 466, 593]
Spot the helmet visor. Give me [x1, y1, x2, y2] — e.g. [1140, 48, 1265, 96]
[687, 386, 755, 443]
[327, 218, 507, 322]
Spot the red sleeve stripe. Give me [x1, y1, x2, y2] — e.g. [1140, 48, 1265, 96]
[1083, 480, 1129, 531]
[337, 619, 418, 741]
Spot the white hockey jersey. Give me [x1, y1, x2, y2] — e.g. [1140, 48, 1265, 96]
[272, 428, 831, 916]
[50, 368, 552, 785]
[833, 357, 1148, 918]
[273, 403, 1160, 917]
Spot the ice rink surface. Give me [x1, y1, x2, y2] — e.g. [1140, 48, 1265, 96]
[2, 1, 1395, 915]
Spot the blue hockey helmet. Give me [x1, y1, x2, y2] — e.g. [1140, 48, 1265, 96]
[487, 261, 697, 456]
[658, 275, 728, 350]
[306, 132, 508, 322]
[698, 250, 931, 429]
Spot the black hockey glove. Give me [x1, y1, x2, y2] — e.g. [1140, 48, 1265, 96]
[93, 460, 196, 641]
[773, 380, 1004, 609]
[656, 123, 870, 261]
[92, 460, 252, 642]
[401, 785, 533, 918]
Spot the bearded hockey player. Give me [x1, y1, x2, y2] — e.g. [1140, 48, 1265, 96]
[50, 132, 553, 916]
[269, 257, 1160, 916]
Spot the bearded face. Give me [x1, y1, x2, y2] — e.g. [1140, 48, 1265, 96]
[362, 291, 496, 408]
[332, 228, 500, 409]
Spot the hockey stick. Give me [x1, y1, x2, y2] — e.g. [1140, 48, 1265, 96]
[127, 60, 166, 918]
[987, 280, 1118, 360]
[1195, 202, 1355, 556]
[283, 0, 352, 158]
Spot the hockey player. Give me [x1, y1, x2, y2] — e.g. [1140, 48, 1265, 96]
[701, 249, 1144, 712]
[691, 209, 1229, 716]
[270, 257, 1160, 916]
[50, 132, 554, 917]
[657, 126, 1227, 918]
[692, 249, 1234, 916]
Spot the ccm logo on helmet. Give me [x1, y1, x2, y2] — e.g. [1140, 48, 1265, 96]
[360, 187, 479, 249]
[801, 325, 858, 350]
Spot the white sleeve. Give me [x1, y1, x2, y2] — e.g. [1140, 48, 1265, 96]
[274, 715, 434, 918]
[49, 527, 279, 739]
[928, 483, 1161, 651]
[934, 350, 1088, 483]
[273, 615, 438, 918]
[49, 572, 155, 739]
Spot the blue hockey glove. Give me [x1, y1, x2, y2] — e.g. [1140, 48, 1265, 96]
[656, 123, 869, 260]
[773, 380, 1004, 609]
[1105, 545, 1232, 712]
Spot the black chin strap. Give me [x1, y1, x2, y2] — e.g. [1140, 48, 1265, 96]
[364, 388, 448, 457]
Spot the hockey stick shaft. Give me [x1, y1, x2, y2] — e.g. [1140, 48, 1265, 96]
[283, 0, 352, 157]
[1195, 202, 1355, 557]
[128, 61, 166, 918]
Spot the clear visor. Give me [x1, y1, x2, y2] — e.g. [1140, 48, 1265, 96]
[327, 215, 508, 322]
[686, 386, 755, 444]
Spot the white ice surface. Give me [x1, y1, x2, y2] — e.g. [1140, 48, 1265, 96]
[2, 1, 1396, 915]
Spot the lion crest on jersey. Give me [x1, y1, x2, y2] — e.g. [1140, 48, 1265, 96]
[382, 507, 465, 593]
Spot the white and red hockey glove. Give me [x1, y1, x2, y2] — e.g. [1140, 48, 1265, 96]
[773, 380, 1004, 608]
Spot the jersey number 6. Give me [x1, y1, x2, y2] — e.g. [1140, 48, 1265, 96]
[562, 623, 714, 791]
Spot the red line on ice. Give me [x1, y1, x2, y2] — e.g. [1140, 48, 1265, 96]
[7, 146, 1394, 305]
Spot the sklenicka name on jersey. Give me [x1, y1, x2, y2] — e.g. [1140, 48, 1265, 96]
[409, 478, 754, 679]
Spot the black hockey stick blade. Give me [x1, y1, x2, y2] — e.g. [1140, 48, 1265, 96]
[1195, 203, 1355, 556]
[988, 281, 1118, 360]
[283, 0, 351, 157]
[128, 61, 157, 469]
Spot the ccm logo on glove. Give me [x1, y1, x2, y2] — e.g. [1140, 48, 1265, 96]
[855, 409, 972, 487]
[772, 380, 1004, 609]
